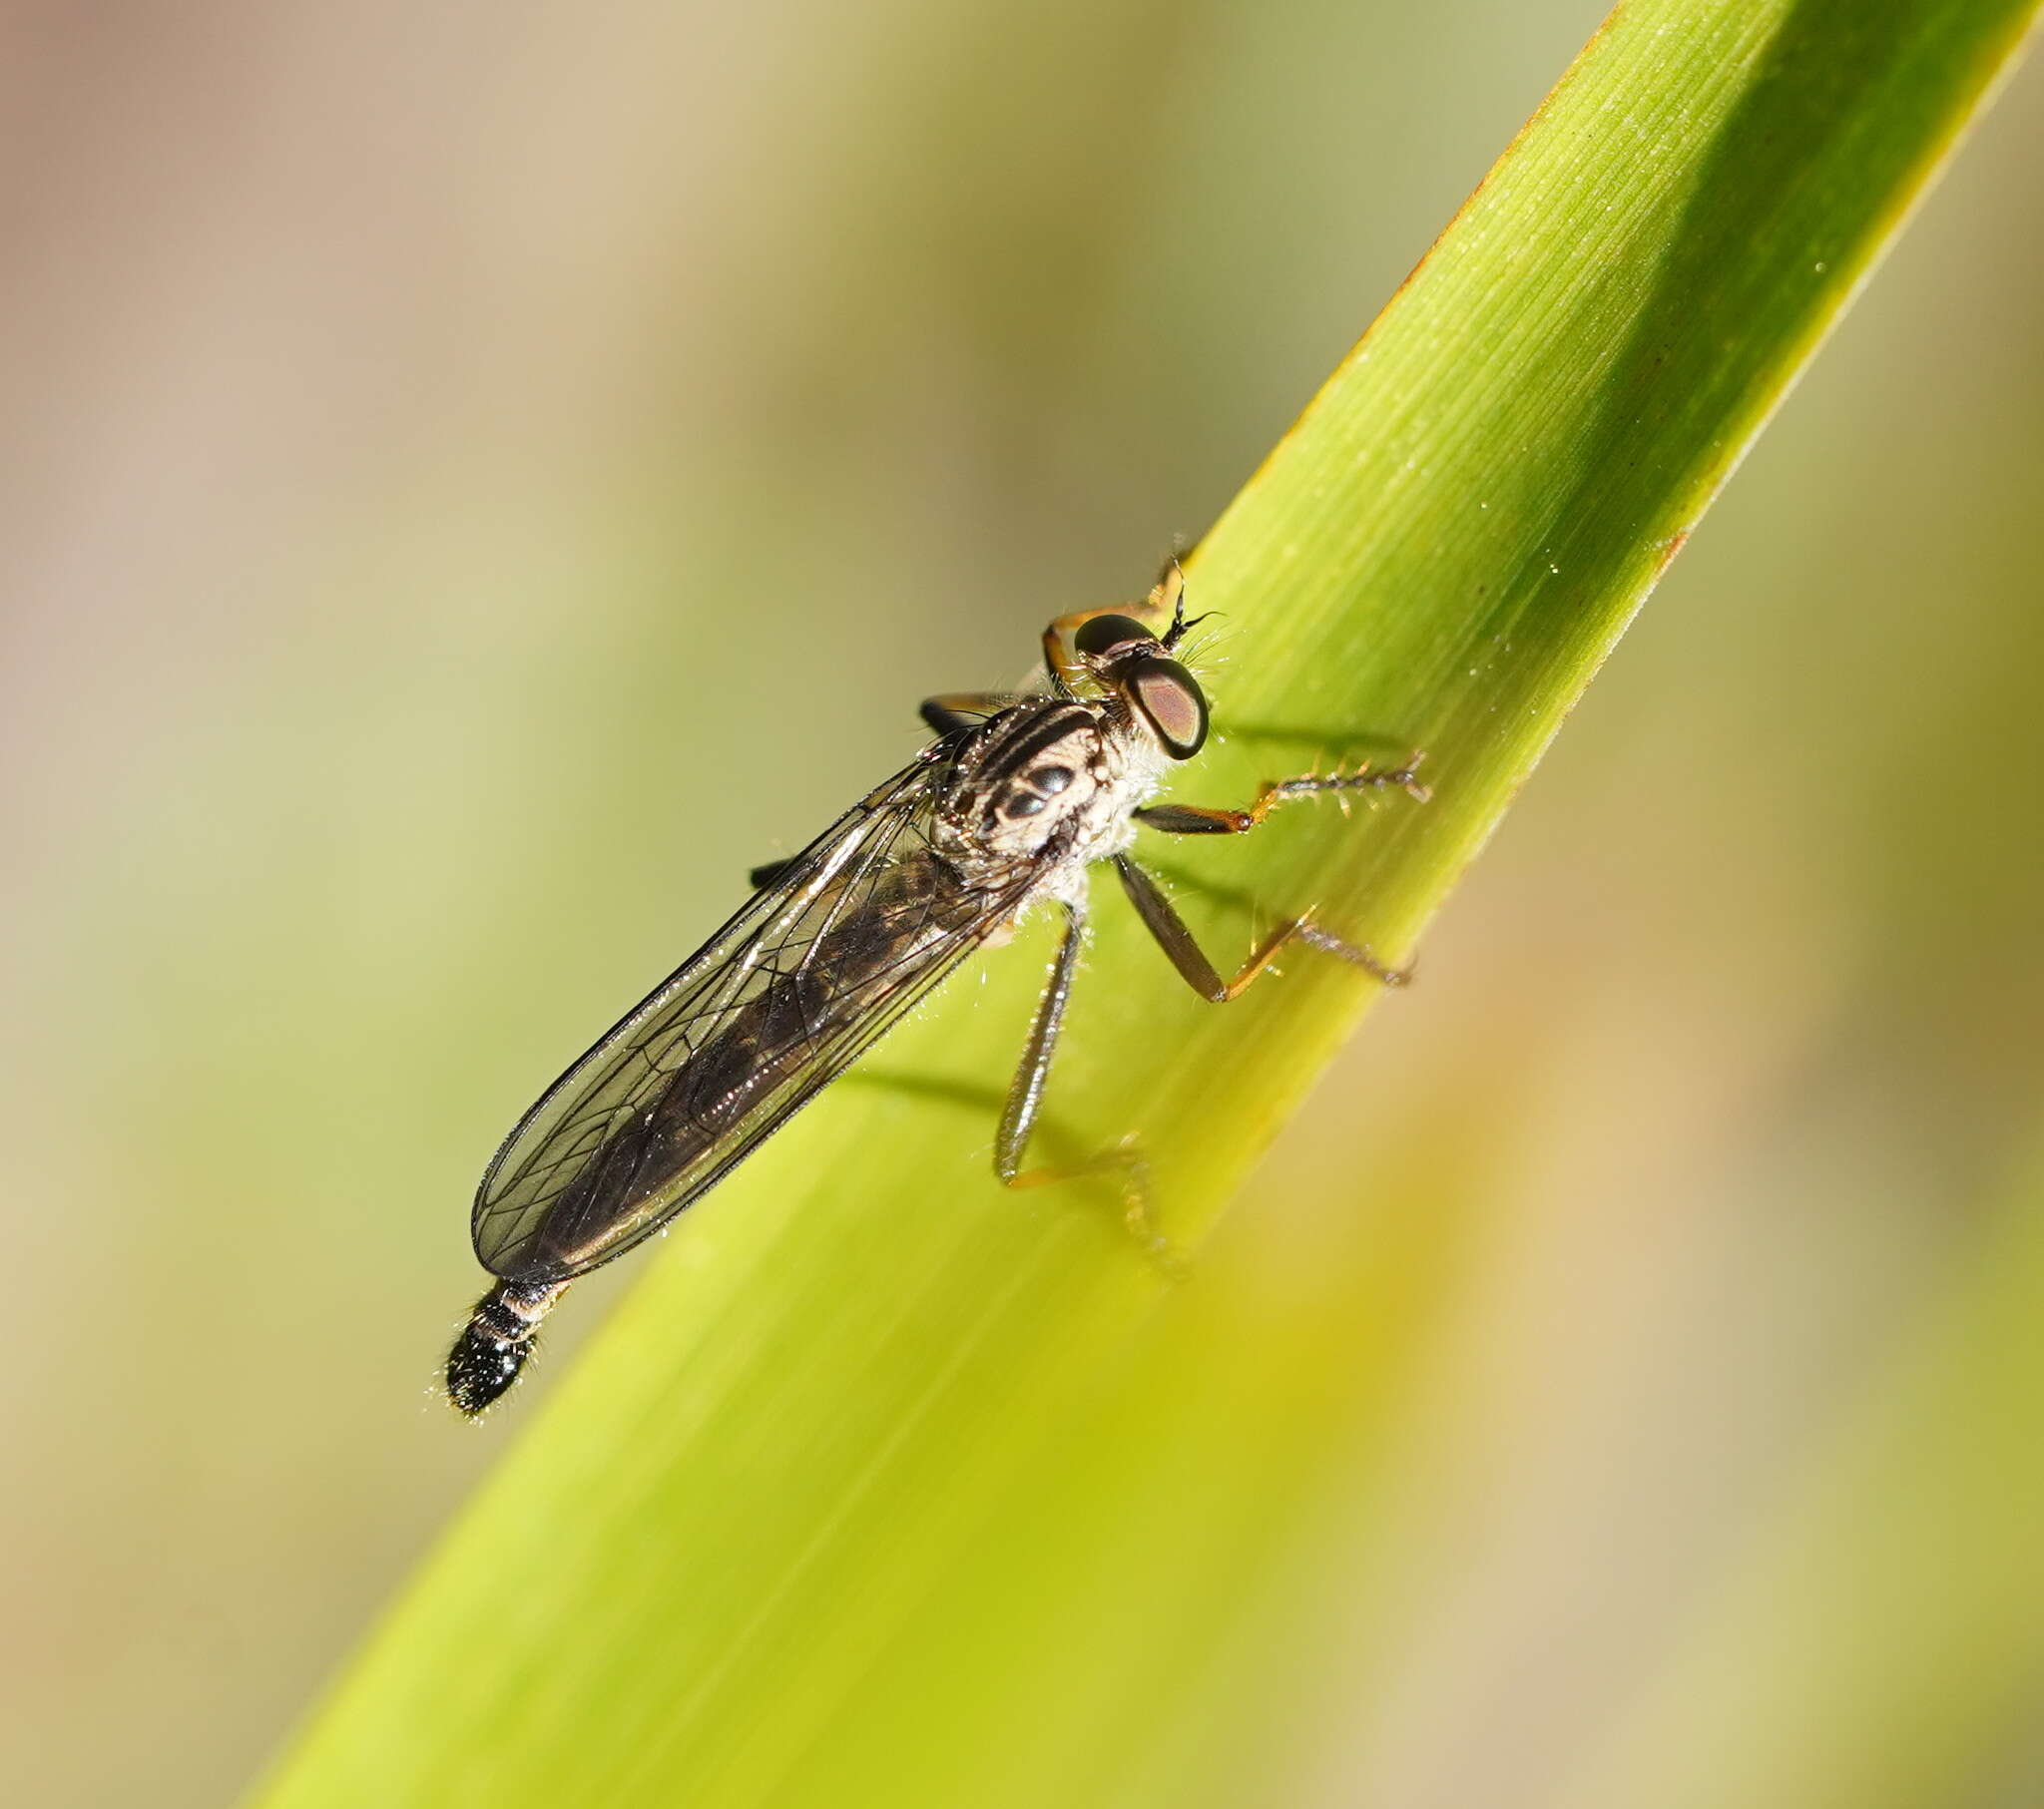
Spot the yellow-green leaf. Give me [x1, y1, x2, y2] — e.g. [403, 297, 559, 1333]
[254, 3, 2041, 1805]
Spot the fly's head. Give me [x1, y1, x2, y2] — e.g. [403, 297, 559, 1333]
[1070, 601, 1210, 763]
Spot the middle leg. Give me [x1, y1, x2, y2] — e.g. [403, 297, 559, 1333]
[921, 691, 1026, 735]
[1115, 854, 1410, 995]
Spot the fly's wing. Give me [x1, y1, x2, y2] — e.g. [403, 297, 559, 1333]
[472, 749, 1034, 1285]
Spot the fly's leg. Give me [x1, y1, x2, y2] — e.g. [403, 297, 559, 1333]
[921, 692, 1026, 735]
[994, 901, 1176, 1266]
[1125, 755, 1427, 986]
[1134, 754, 1430, 839]
[1115, 854, 1411, 993]
[1040, 558, 1190, 693]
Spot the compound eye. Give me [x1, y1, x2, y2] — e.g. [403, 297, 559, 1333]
[1126, 656, 1208, 759]
[1073, 614, 1157, 661]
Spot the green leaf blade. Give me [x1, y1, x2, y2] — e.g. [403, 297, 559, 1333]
[255, 3, 2041, 1805]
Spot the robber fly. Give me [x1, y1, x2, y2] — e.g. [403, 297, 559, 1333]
[445, 566, 1425, 1414]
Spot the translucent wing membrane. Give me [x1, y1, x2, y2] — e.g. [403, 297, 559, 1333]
[473, 744, 1035, 1285]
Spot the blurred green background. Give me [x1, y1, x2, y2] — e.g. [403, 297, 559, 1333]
[5, 4, 2042, 1806]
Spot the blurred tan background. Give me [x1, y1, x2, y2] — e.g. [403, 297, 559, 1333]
[4, 4, 2040, 1806]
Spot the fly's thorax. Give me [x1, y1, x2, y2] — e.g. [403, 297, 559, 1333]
[935, 698, 1158, 878]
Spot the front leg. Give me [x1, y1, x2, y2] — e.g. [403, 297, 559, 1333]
[1040, 558, 1189, 693]
[1135, 754, 1429, 836]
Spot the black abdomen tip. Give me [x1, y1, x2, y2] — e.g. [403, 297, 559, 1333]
[444, 1281, 563, 1416]
[445, 1320, 530, 1416]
